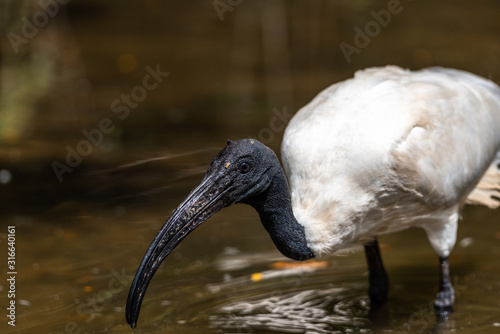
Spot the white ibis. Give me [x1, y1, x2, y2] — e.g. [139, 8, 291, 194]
[126, 66, 500, 328]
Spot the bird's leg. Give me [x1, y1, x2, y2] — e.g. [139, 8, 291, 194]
[363, 238, 389, 306]
[434, 256, 454, 317]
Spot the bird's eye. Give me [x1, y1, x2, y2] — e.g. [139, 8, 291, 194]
[238, 162, 251, 173]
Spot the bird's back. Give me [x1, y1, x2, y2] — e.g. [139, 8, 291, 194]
[282, 66, 500, 255]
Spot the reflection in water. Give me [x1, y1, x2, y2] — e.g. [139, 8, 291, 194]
[211, 288, 369, 333]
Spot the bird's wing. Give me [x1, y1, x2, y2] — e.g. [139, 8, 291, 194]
[389, 67, 500, 208]
[284, 66, 500, 211]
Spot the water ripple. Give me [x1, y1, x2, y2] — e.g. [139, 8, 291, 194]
[210, 287, 371, 333]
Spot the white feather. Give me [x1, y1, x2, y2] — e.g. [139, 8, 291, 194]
[282, 66, 500, 257]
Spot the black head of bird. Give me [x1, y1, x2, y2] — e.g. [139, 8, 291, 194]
[125, 139, 314, 328]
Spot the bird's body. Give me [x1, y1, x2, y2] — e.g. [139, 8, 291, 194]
[282, 66, 500, 257]
[126, 66, 500, 328]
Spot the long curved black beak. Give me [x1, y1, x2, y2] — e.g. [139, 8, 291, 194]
[126, 139, 315, 328]
[125, 174, 234, 328]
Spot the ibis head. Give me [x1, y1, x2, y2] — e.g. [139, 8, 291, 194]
[126, 138, 313, 328]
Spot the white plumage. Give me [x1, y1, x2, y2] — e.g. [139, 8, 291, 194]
[282, 66, 500, 258]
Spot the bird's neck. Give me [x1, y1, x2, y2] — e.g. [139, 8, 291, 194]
[246, 169, 314, 261]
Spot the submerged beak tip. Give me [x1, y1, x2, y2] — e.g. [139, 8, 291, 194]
[125, 292, 141, 328]
[126, 311, 138, 328]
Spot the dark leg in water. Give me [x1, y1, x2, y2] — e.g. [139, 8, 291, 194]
[364, 238, 389, 306]
[434, 256, 454, 317]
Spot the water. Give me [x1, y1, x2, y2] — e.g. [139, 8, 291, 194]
[2, 196, 499, 334]
[1, 0, 500, 333]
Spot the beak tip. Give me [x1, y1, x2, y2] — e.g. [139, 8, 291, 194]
[126, 314, 138, 328]
[126, 305, 139, 328]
